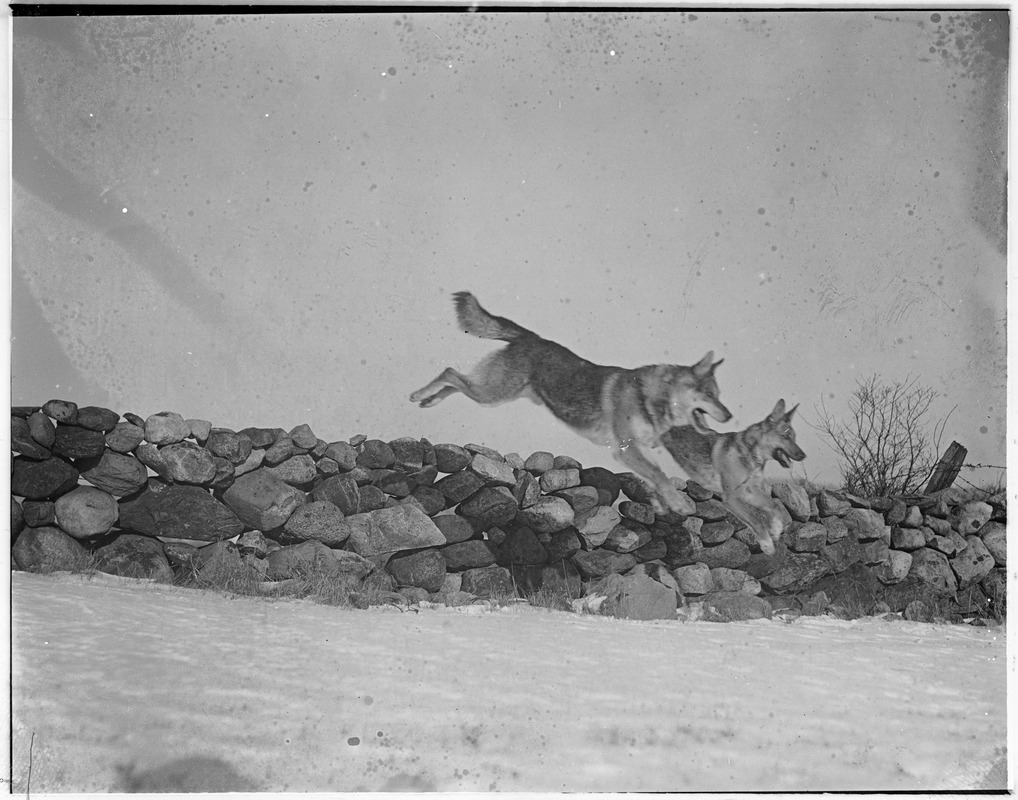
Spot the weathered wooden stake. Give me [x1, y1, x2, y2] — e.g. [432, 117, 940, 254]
[924, 440, 967, 494]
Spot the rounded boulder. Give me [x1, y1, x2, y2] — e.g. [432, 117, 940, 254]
[54, 486, 119, 539]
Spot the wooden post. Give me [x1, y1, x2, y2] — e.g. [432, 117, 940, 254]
[924, 441, 967, 494]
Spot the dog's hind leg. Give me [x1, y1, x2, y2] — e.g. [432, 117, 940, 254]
[410, 350, 533, 408]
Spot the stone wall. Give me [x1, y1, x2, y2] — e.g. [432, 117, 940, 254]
[10, 401, 1007, 623]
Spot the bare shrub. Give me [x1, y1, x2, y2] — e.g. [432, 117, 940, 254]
[811, 375, 954, 496]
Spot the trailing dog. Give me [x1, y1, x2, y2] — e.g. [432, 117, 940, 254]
[410, 291, 731, 515]
[660, 399, 806, 555]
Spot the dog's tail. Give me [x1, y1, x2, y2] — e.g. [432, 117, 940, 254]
[453, 292, 533, 341]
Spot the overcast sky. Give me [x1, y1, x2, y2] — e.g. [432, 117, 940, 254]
[11, 11, 1008, 491]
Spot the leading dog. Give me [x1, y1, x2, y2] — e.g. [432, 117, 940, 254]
[410, 291, 732, 515]
[661, 399, 806, 554]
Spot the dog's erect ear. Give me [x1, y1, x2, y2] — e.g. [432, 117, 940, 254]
[784, 403, 799, 421]
[768, 399, 786, 422]
[693, 351, 714, 376]
[711, 358, 724, 373]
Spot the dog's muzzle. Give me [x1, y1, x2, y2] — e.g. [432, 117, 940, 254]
[774, 448, 805, 469]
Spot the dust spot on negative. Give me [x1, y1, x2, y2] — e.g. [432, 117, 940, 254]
[979, 426, 988, 434]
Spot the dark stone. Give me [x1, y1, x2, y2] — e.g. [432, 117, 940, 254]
[633, 538, 668, 562]
[369, 468, 412, 498]
[509, 560, 582, 599]
[553, 454, 582, 470]
[457, 486, 518, 532]
[431, 513, 476, 544]
[288, 423, 318, 449]
[701, 591, 773, 622]
[868, 496, 895, 513]
[819, 537, 863, 574]
[123, 411, 145, 428]
[859, 539, 890, 565]
[94, 533, 175, 583]
[516, 496, 574, 534]
[433, 443, 472, 473]
[221, 468, 306, 530]
[524, 450, 555, 474]
[617, 472, 656, 505]
[572, 549, 638, 579]
[11, 456, 80, 500]
[816, 490, 851, 516]
[283, 501, 350, 546]
[162, 540, 202, 570]
[80, 451, 148, 497]
[553, 485, 600, 513]
[74, 406, 120, 432]
[512, 470, 542, 509]
[742, 549, 782, 579]
[579, 466, 621, 506]
[265, 454, 317, 487]
[161, 442, 218, 485]
[386, 548, 447, 592]
[311, 474, 361, 515]
[879, 576, 957, 613]
[591, 572, 677, 621]
[105, 421, 145, 454]
[619, 500, 656, 525]
[660, 524, 702, 567]
[885, 498, 907, 526]
[12, 497, 26, 536]
[784, 521, 827, 553]
[697, 537, 751, 569]
[12, 417, 51, 459]
[341, 505, 446, 560]
[807, 564, 881, 616]
[440, 540, 498, 571]
[695, 499, 730, 522]
[603, 519, 652, 554]
[12, 526, 88, 572]
[210, 457, 236, 491]
[495, 524, 548, 566]
[405, 463, 439, 488]
[409, 485, 446, 516]
[121, 481, 245, 542]
[357, 439, 396, 469]
[205, 429, 254, 465]
[54, 486, 118, 538]
[320, 440, 357, 470]
[761, 551, 833, 594]
[51, 424, 106, 460]
[699, 521, 735, 545]
[435, 469, 485, 505]
[460, 564, 515, 597]
[890, 525, 927, 551]
[42, 399, 78, 423]
[684, 480, 715, 502]
[357, 485, 388, 513]
[263, 436, 303, 466]
[388, 437, 425, 471]
[27, 411, 56, 448]
[545, 527, 583, 561]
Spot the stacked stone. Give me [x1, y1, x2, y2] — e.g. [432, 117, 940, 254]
[10, 401, 1007, 623]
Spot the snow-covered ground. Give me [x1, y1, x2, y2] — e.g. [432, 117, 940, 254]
[9, 571, 1008, 794]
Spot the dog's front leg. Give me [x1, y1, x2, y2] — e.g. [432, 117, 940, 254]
[724, 482, 785, 556]
[612, 439, 696, 516]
